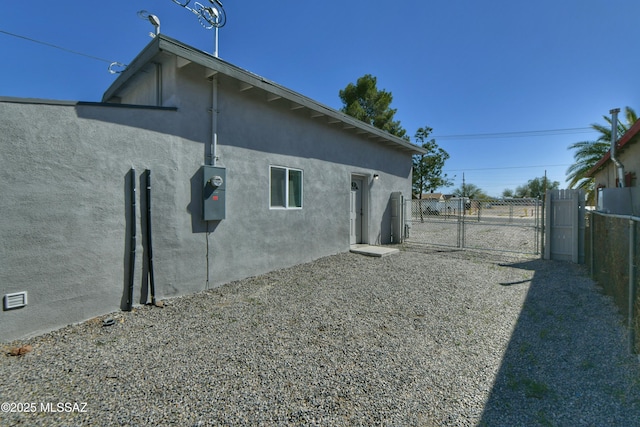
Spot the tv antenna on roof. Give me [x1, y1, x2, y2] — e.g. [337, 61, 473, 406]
[137, 10, 161, 38]
[170, 0, 227, 57]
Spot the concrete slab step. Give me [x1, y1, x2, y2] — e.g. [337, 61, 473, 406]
[350, 244, 400, 257]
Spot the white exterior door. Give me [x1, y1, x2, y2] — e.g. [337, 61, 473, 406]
[350, 178, 363, 244]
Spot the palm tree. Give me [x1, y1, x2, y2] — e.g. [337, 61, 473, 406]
[453, 183, 488, 200]
[566, 106, 637, 204]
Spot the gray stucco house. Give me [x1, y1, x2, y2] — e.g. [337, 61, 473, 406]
[1, 35, 425, 341]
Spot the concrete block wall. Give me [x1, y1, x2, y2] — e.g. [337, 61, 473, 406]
[0, 100, 205, 341]
[1, 88, 413, 341]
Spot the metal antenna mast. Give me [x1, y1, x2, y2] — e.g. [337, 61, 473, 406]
[169, 0, 227, 57]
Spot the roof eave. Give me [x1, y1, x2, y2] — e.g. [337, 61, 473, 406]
[103, 35, 427, 156]
[585, 119, 640, 178]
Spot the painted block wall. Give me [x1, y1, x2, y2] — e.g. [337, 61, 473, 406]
[0, 100, 205, 342]
[1, 63, 413, 341]
[168, 65, 413, 286]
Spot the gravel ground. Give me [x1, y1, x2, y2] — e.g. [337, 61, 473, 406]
[2, 247, 640, 426]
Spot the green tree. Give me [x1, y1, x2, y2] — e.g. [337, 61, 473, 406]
[339, 74, 407, 139]
[567, 106, 637, 204]
[453, 182, 488, 200]
[513, 176, 560, 198]
[412, 126, 452, 197]
[502, 189, 515, 198]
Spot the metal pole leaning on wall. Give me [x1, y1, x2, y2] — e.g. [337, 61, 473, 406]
[126, 168, 136, 311]
[145, 169, 157, 306]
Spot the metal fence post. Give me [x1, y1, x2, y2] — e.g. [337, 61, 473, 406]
[534, 198, 539, 254]
[461, 199, 466, 249]
[456, 198, 461, 248]
[541, 192, 546, 258]
[543, 190, 551, 260]
[629, 219, 636, 353]
[590, 212, 594, 277]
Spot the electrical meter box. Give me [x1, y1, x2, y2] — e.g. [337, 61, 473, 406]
[203, 166, 226, 220]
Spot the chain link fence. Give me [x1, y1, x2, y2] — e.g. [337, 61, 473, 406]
[586, 211, 640, 353]
[405, 197, 542, 255]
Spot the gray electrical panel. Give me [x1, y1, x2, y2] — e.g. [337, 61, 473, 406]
[203, 166, 226, 220]
[597, 187, 632, 215]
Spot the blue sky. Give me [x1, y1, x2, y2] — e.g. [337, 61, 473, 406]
[2, 0, 639, 197]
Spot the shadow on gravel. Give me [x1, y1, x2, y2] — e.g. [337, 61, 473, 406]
[479, 259, 640, 427]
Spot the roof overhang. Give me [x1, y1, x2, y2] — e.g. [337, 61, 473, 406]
[586, 119, 640, 177]
[103, 35, 427, 156]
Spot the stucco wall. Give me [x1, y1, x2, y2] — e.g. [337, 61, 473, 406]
[1, 70, 412, 341]
[154, 62, 413, 286]
[0, 100, 206, 341]
[594, 147, 640, 189]
[206, 85, 412, 285]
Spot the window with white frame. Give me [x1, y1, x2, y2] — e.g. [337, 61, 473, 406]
[270, 166, 303, 209]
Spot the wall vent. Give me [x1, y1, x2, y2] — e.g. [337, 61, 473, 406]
[4, 291, 27, 310]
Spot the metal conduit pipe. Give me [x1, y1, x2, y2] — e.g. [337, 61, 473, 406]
[211, 74, 218, 166]
[205, 73, 219, 289]
[610, 108, 625, 187]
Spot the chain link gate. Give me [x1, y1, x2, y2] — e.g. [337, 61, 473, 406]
[405, 197, 542, 255]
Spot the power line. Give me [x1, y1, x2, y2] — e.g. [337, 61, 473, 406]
[0, 29, 127, 67]
[444, 163, 570, 172]
[432, 127, 596, 140]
